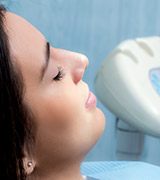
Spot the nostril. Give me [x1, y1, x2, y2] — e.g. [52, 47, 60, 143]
[73, 68, 84, 84]
[71, 53, 89, 84]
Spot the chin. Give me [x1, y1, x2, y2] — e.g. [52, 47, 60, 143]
[94, 108, 106, 140]
[89, 107, 106, 150]
[96, 107, 106, 130]
[75, 107, 106, 160]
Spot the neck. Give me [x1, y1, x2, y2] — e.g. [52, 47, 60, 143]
[28, 161, 85, 180]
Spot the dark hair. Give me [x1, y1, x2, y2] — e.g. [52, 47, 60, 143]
[0, 5, 35, 180]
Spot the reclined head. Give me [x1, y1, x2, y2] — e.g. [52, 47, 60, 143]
[0, 5, 105, 180]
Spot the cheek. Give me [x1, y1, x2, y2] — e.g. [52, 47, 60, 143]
[32, 90, 87, 156]
[34, 90, 83, 134]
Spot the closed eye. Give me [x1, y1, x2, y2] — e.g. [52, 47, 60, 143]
[53, 66, 65, 81]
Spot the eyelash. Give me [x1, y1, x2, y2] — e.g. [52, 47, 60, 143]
[53, 66, 65, 81]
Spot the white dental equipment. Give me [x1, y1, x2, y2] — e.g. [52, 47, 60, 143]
[94, 37, 160, 138]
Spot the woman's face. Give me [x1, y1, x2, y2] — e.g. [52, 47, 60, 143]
[5, 12, 105, 168]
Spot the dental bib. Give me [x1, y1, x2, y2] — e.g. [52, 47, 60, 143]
[81, 161, 160, 180]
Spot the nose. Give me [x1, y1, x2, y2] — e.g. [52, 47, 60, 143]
[71, 53, 89, 84]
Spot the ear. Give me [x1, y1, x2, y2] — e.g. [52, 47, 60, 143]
[23, 156, 36, 175]
[23, 147, 36, 175]
[23, 139, 36, 175]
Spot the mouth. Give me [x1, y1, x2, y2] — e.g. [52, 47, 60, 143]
[85, 90, 97, 109]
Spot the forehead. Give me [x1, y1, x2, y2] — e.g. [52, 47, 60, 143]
[4, 12, 45, 85]
[5, 12, 45, 53]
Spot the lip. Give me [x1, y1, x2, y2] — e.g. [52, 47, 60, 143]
[85, 91, 97, 109]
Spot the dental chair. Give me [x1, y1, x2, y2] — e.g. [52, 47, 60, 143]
[81, 37, 160, 179]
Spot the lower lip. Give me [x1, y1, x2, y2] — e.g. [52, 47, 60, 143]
[85, 91, 97, 109]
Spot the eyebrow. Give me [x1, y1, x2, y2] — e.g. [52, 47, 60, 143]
[40, 41, 50, 81]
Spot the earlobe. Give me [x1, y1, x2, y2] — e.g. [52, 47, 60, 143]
[23, 157, 36, 175]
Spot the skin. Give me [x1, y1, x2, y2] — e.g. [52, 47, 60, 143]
[4, 12, 105, 180]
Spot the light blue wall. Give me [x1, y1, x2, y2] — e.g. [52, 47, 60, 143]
[2, 0, 160, 165]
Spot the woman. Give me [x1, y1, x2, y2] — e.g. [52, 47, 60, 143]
[0, 4, 105, 180]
